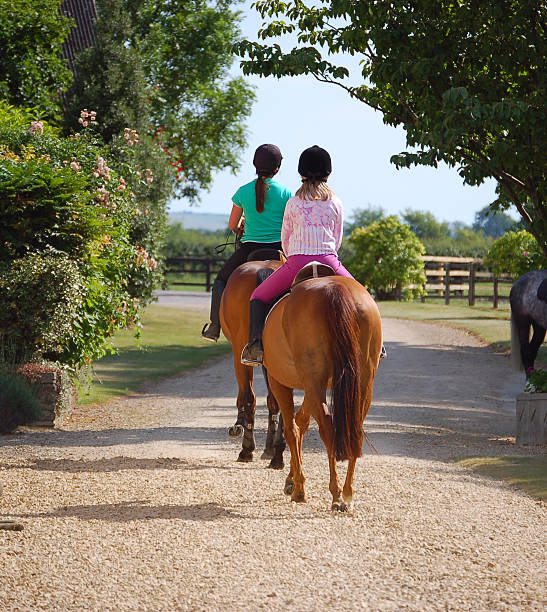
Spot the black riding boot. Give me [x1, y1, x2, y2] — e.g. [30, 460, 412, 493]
[241, 299, 267, 366]
[201, 278, 226, 342]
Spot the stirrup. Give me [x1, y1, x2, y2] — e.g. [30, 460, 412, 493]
[240, 343, 263, 366]
[201, 322, 219, 343]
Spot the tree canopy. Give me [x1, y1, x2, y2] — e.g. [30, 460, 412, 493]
[236, 1, 546, 254]
[472, 205, 517, 238]
[66, 0, 255, 202]
[0, 0, 73, 119]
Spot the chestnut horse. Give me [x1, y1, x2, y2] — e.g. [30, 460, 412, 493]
[262, 275, 382, 512]
[220, 257, 286, 467]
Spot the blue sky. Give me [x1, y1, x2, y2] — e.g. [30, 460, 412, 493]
[168, 1, 500, 226]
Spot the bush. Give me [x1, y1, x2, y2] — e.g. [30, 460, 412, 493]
[484, 230, 547, 279]
[347, 215, 426, 300]
[0, 103, 165, 367]
[525, 369, 547, 393]
[0, 369, 42, 433]
[0, 253, 84, 363]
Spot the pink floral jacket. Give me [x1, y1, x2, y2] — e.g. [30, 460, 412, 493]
[281, 195, 344, 256]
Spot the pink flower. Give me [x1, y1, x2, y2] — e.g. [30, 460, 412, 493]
[523, 251, 529, 256]
[29, 121, 44, 136]
[70, 161, 81, 172]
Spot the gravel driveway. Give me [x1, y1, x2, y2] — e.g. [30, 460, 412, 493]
[0, 293, 545, 611]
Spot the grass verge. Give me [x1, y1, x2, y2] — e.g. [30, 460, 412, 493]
[377, 300, 512, 349]
[79, 305, 231, 405]
[456, 456, 547, 501]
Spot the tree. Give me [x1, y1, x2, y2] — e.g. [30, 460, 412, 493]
[236, 1, 546, 255]
[401, 209, 450, 240]
[347, 216, 426, 300]
[472, 205, 517, 238]
[344, 205, 386, 235]
[0, 0, 73, 119]
[66, 0, 255, 202]
[484, 230, 547, 279]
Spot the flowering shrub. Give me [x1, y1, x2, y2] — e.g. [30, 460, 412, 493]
[0, 103, 164, 367]
[347, 215, 426, 300]
[484, 230, 547, 279]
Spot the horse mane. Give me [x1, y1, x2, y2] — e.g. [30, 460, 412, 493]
[324, 282, 363, 461]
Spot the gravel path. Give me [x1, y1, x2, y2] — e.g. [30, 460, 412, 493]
[0, 294, 545, 611]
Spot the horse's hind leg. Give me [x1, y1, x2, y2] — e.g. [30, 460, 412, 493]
[516, 317, 543, 374]
[268, 377, 300, 499]
[261, 366, 278, 460]
[307, 393, 345, 510]
[528, 322, 546, 373]
[270, 411, 285, 470]
[230, 359, 257, 462]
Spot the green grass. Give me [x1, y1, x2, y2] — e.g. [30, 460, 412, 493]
[457, 456, 547, 501]
[378, 300, 547, 361]
[378, 300, 516, 350]
[79, 306, 231, 405]
[163, 271, 210, 292]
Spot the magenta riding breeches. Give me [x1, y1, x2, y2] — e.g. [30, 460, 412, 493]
[250, 253, 353, 304]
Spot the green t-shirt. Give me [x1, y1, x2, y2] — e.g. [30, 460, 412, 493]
[232, 178, 293, 243]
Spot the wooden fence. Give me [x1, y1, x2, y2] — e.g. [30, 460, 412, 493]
[164, 257, 225, 292]
[165, 255, 513, 307]
[418, 256, 512, 307]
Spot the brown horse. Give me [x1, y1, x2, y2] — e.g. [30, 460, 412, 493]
[262, 275, 382, 512]
[220, 257, 286, 467]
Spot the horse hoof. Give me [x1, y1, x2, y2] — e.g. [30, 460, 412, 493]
[260, 449, 274, 460]
[284, 480, 295, 496]
[237, 450, 253, 463]
[268, 456, 284, 470]
[331, 501, 349, 513]
[291, 491, 306, 503]
[228, 424, 244, 438]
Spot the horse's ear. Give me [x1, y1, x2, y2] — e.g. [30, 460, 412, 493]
[537, 278, 547, 303]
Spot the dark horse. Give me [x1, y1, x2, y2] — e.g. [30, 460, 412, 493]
[510, 269, 547, 375]
[262, 274, 382, 511]
[220, 256, 286, 468]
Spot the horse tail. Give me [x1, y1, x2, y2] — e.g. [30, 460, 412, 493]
[511, 314, 524, 371]
[325, 282, 363, 462]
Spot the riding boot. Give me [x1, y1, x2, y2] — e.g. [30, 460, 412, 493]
[241, 299, 267, 366]
[201, 278, 226, 342]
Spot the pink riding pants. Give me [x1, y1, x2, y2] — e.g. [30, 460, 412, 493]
[251, 253, 353, 304]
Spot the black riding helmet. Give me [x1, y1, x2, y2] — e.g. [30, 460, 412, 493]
[298, 145, 332, 181]
[253, 144, 282, 176]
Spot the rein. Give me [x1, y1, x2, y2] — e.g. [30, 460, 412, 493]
[215, 231, 241, 255]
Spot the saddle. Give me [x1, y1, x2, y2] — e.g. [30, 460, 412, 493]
[247, 248, 286, 263]
[291, 261, 336, 287]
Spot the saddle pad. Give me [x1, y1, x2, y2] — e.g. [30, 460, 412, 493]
[265, 292, 289, 325]
[291, 261, 336, 287]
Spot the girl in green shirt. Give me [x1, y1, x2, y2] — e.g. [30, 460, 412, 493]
[202, 144, 293, 341]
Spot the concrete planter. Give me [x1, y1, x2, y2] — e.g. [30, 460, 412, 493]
[516, 392, 547, 446]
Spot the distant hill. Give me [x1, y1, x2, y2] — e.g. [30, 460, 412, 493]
[168, 211, 229, 232]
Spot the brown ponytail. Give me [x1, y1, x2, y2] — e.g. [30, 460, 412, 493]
[255, 175, 267, 213]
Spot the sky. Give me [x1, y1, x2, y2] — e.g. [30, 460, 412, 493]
[168, 2, 500, 226]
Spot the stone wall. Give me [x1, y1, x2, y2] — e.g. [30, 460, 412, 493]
[18, 365, 77, 427]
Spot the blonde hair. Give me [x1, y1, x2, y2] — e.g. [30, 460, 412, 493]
[295, 179, 334, 201]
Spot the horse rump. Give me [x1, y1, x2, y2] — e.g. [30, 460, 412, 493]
[324, 282, 363, 462]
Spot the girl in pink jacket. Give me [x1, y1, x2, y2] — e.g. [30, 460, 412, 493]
[241, 145, 353, 365]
